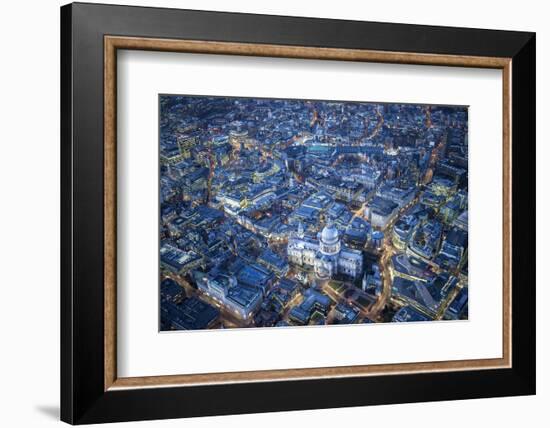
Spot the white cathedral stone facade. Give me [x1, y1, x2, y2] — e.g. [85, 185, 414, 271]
[287, 222, 363, 280]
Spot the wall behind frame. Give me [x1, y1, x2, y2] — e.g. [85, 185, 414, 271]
[0, 1, 545, 428]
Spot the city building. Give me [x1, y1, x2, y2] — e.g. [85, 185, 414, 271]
[229, 129, 248, 151]
[392, 276, 438, 313]
[236, 263, 275, 295]
[453, 210, 468, 231]
[177, 133, 198, 159]
[445, 287, 468, 320]
[390, 253, 435, 283]
[392, 306, 431, 322]
[257, 249, 289, 277]
[376, 185, 416, 208]
[407, 219, 443, 261]
[197, 273, 263, 320]
[362, 265, 382, 296]
[344, 216, 371, 247]
[160, 278, 186, 302]
[160, 296, 219, 330]
[392, 214, 419, 250]
[436, 228, 468, 270]
[160, 144, 186, 165]
[365, 196, 399, 229]
[160, 243, 203, 275]
[288, 288, 332, 325]
[332, 303, 360, 324]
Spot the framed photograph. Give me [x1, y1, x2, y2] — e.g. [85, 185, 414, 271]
[61, 2, 535, 424]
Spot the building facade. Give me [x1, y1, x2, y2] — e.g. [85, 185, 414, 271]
[287, 222, 363, 279]
[197, 273, 263, 320]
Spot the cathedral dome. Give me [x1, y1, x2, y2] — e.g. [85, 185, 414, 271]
[321, 223, 339, 245]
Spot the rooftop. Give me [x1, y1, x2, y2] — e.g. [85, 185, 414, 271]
[161, 297, 219, 330]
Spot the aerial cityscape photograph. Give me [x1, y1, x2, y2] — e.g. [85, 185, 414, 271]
[159, 94, 469, 331]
